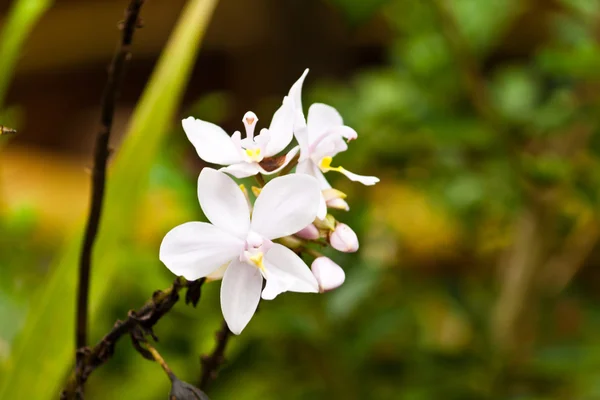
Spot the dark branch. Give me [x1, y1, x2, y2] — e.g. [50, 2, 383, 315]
[199, 320, 232, 390]
[62, 277, 205, 399]
[76, 0, 145, 353]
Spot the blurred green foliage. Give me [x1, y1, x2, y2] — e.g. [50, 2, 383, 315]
[0, 0, 219, 398]
[2, 0, 600, 399]
[0, 0, 52, 109]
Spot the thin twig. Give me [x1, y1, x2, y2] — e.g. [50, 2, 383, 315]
[76, 0, 146, 353]
[61, 277, 205, 399]
[199, 320, 233, 390]
[145, 342, 177, 381]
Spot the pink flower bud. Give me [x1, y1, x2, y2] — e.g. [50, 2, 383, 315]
[295, 224, 320, 240]
[329, 223, 359, 253]
[311, 257, 345, 292]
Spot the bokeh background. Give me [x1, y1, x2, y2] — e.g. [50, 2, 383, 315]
[2, 0, 600, 398]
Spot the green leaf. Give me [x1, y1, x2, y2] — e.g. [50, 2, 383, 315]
[0, 0, 219, 398]
[0, 0, 52, 110]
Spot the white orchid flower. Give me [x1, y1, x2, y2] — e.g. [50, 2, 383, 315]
[182, 96, 299, 179]
[296, 104, 380, 186]
[287, 69, 379, 219]
[159, 168, 321, 334]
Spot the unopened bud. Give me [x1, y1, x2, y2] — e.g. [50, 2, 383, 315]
[327, 198, 349, 211]
[329, 223, 359, 253]
[311, 257, 345, 292]
[170, 377, 210, 400]
[295, 224, 320, 240]
[322, 188, 349, 211]
[314, 214, 336, 231]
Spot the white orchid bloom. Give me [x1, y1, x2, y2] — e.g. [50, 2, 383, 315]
[182, 98, 298, 179]
[288, 69, 379, 219]
[160, 168, 321, 334]
[296, 103, 380, 187]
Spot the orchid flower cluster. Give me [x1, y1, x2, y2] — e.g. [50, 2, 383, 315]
[160, 69, 379, 334]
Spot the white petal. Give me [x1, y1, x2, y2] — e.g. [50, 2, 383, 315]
[265, 97, 294, 156]
[294, 127, 310, 162]
[297, 159, 331, 189]
[206, 263, 228, 281]
[330, 125, 358, 141]
[312, 135, 348, 161]
[257, 146, 299, 176]
[317, 193, 327, 220]
[296, 159, 312, 175]
[160, 222, 243, 280]
[251, 174, 321, 240]
[262, 243, 319, 300]
[253, 128, 271, 148]
[337, 167, 380, 186]
[220, 162, 261, 178]
[288, 68, 309, 129]
[307, 103, 343, 144]
[182, 117, 242, 165]
[295, 224, 320, 240]
[311, 257, 345, 292]
[198, 168, 250, 238]
[220, 259, 263, 334]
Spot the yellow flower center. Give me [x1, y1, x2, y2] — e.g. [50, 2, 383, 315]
[248, 252, 265, 271]
[319, 156, 346, 173]
[245, 148, 262, 162]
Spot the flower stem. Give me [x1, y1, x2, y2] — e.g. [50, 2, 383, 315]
[255, 173, 266, 187]
[145, 342, 176, 381]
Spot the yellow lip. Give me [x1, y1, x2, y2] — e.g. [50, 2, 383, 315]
[319, 156, 345, 173]
[248, 252, 265, 271]
[245, 148, 262, 161]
